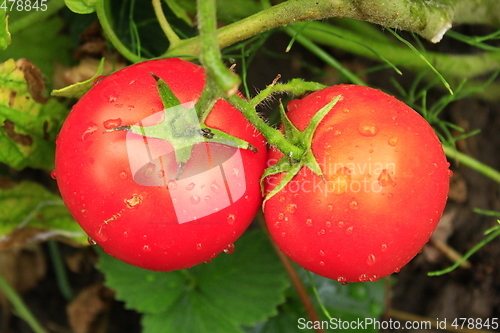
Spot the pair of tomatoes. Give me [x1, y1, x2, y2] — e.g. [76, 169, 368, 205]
[55, 59, 449, 282]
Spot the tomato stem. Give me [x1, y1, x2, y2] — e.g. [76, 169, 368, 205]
[152, 0, 182, 48]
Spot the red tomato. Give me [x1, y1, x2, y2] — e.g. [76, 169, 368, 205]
[55, 58, 267, 271]
[264, 85, 450, 283]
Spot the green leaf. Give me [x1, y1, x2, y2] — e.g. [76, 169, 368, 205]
[98, 230, 290, 333]
[0, 59, 68, 171]
[0, 179, 87, 245]
[51, 58, 106, 98]
[0, 10, 11, 50]
[64, 0, 96, 14]
[0, 12, 72, 81]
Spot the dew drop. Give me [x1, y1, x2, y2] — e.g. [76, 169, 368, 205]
[319, 250, 325, 257]
[346, 226, 354, 235]
[144, 163, 156, 178]
[190, 195, 200, 205]
[143, 244, 151, 252]
[338, 221, 345, 228]
[204, 196, 211, 203]
[50, 170, 57, 179]
[318, 229, 326, 235]
[196, 243, 203, 250]
[378, 169, 395, 187]
[367, 254, 377, 266]
[349, 199, 359, 210]
[319, 261, 325, 266]
[381, 244, 388, 252]
[394, 267, 401, 273]
[204, 258, 213, 264]
[306, 219, 313, 227]
[103, 118, 122, 129]
[447, 169, 454, 177]
[359, 274, 369, 282]
[337, 276, 347, 284]
[119, 171, 128, 179]
[281, 232, 286, 237]
[358, 121, 379, 137]
[278, 212, 285, 220]
[223, 243, 235, 254]
[388, 136, 399, 146]
[325, 221, 332, 228]
[87, 237, 97, 245]
[211, 181, 221, 193]
[186, 182, 195, 191]
[227, 214, 236, 225]
[167, 180, 177, 190]
[369, 275, 379, 282]
[82, 123, 98, 140]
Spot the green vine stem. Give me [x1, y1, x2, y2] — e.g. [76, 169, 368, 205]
[0, 273, 46, 333]
[94, 0, 146, 63]
[166, 0, 500, 59]
[443, 145, 500, 184]
[152, 0, 181, 48]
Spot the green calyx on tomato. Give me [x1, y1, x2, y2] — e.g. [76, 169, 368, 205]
[261, 95, 342, 204]
[106, 73, 257, 178]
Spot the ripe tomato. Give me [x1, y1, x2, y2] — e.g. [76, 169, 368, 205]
[55, 58, 267, 271]
[264, 84, 450, 283]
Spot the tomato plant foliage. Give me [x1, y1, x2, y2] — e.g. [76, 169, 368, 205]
[55, 58, 267, 272]
[264, 85, 450, 283]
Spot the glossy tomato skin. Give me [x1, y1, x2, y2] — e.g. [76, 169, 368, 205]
[55, 58, 267, 271]
[264, 85, 450, 283]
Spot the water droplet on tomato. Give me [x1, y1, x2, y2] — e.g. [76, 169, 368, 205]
[281, 232, 286, 237]
[204, 195, 211, 203]
[278, 212, 285, 220]
[447, 169, 454, 177]
[319, 261, 325, 266]
[144, 163, 156, 178]
[204, 258, 213, 264]
[223, 243, 235, 254]
[346, 226, 354, 235]
[143, 244, 151, 252]
[381, 244, 388, 252]
[394, 267, 401, 273]
[50, 170, 57, 179]
[318, 229, 326, 235]
[338, 221, 344, 228]
[359, 274, 369, 282]
[349, 199, 359, 209]
[358, 121, 379, 137]
[378, 169, 395, 187]
[388, 137, 399, 146]
[87, 237, 97, 245]
[369, 275, 379, 282]
[167, 180, 177, 190]
[81, 123, 98, 140]
[306, 219, 313, 227]
[211, 181, 221, 193]
[196, 243, 203, 250]
[103, 118, 122, 129]
[186, 182, 195, 191]
[325, 221, 331, 228]
[119, 171, 128, 179]
[190, 195, 200, 205]
[367, 254, 376, 266]
[337, 276, 347, 284]
[319, 250, 325, 257]
[227, 214, 235, 225]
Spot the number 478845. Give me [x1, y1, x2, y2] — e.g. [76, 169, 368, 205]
[1, 0, 48, 12]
